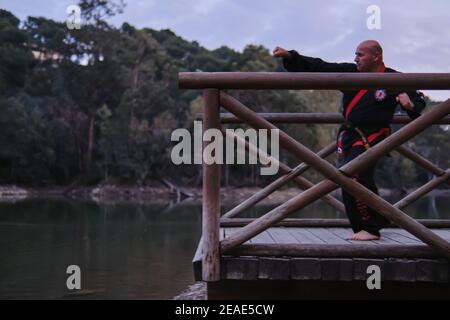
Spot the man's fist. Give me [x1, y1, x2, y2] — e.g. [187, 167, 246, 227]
[273, 46, 292, 59]
[396, 93, 415, 111]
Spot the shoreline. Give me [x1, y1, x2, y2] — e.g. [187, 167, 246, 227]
[1, 184, 449, 204]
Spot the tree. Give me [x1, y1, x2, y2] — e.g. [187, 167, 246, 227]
[0, 10, 33, 93]
[1, 8, 446, 188]
[79, 0, 126, 27]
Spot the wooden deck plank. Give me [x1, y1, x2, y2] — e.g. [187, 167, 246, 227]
[372, 236, 402, 245]
[222, 227, 450, 246]
[384, 228, 450, 242]
[307, 227, 349, 245]
[431, 229, 450, 240]
[391, 229, 423, 242]
[224, 227, 252, 244]
[380, 230, 422, 245]
[267, 228, 299, 244]
[251, 230, 276, 244]
[287, 228, 327, 244]
[327, 227, 352, 241]
[328, 227, 376, 245]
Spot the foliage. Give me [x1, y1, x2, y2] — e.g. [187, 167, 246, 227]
[0, 8, 447, 189]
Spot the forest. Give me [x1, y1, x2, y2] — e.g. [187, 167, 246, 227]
[0, 1, 448, 190]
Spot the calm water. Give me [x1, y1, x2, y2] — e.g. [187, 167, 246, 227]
[1, 195, 449, 299]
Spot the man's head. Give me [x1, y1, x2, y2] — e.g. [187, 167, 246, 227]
[354, 40, 383, 72]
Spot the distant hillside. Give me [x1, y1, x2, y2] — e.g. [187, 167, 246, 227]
[0, 8, 447, 189]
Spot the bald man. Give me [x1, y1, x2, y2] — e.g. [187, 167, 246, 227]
[273, 40, 426, 241]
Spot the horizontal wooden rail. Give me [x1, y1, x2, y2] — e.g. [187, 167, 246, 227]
[180, 72, 450, 90]
[226, 243, 440, 258]
[196, 113, 450, 124]
[220, 218, 450, 228]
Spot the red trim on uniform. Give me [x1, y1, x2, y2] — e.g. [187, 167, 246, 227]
[345, 90, 367, 118]
[344, 64, 386, 119]
[357, 200, 370, 221]
[352, 127, 390, 147]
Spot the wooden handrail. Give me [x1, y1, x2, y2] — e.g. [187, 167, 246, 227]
[179, 72, 450, 90]
[196, 113, 450, 124]
[220, 218, 450, 228]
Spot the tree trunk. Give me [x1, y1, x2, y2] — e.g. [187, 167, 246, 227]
[86, 113, 95, 172]
[72, 129, 83, 174]
[104, 156, 108, 182]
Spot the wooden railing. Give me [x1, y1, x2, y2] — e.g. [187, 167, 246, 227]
[179, 72, 450, 281]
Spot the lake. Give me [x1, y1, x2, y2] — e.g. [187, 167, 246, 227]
[1, 194, 449, 299]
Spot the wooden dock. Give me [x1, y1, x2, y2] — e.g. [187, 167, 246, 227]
[180, 72, 450, 299]
[193, 226, 450, 299]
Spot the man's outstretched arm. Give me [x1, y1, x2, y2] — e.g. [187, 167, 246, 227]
[273, 46, 357, 73]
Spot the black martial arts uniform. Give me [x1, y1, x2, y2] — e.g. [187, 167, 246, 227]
[283, 50, 426, 236]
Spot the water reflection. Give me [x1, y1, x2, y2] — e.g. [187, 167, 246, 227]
[0, 195, 449, 299]
[0, 199, 202, 299]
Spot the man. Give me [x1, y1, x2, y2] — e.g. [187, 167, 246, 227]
[273, 40, 426, 240]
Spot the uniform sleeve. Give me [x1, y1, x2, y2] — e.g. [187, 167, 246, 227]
[283, 50, 357, 72]
[403, 91, 426, 119]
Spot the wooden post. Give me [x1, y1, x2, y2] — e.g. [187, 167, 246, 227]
[202, 89, 221, 281]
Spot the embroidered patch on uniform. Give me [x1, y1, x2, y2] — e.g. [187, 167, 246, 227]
[374, 89, 387, 101]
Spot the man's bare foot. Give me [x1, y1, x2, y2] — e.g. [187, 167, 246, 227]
[346, 230, 380, 241]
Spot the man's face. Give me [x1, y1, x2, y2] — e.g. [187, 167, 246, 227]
[354, 44, 378, 72]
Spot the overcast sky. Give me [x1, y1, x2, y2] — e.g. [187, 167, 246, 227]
[2, 0, 450, 101]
